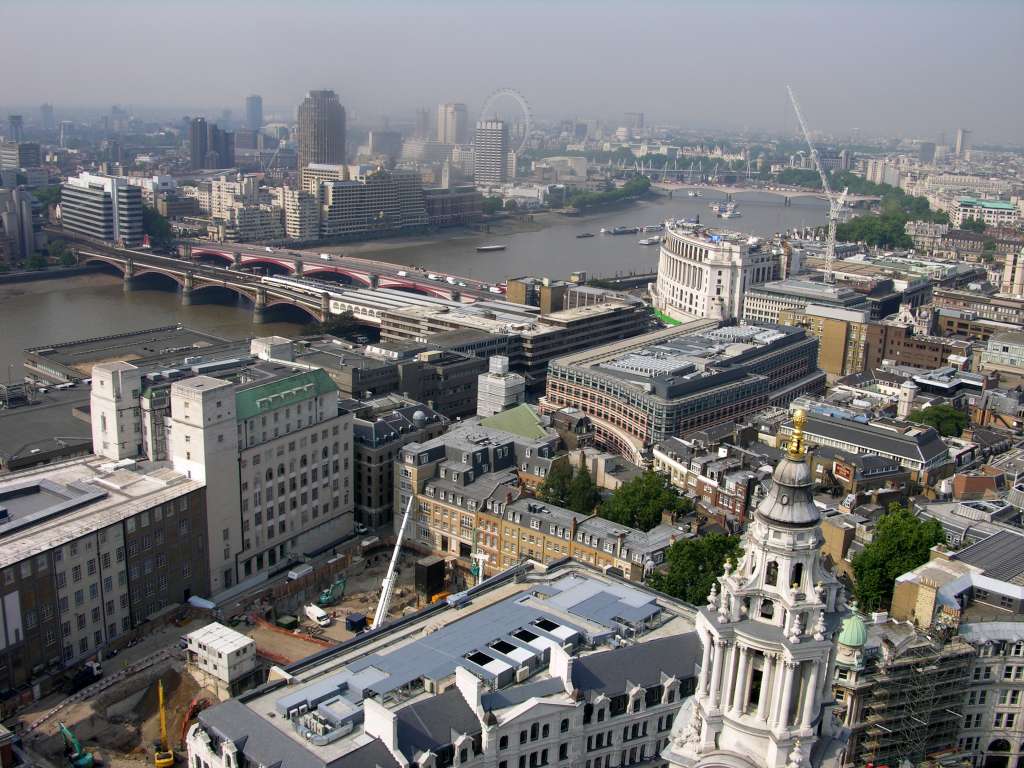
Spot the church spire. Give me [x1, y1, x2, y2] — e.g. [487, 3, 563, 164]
[664, 408, 847, 768]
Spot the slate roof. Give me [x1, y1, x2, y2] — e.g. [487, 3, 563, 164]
[956, 529, 1024, 584]
[571, 633, 701, 693]
[794, 414, 949, 466]
[395, 688, 480, 757]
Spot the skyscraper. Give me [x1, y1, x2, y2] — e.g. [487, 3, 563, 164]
[40, 104, 55, 132]
[7, 115, 24, 142]
[918, 141, 936, 164]
[245, 95, 263, 131]
[955, 128, 971, 158]
[189, 117, 208, 170]
[473, 119, 509, 186]
[189, 118, 233, 170]
[415, 108, 431, 139]
[296, 90, 346, 178]
[436, 102, 468, 145]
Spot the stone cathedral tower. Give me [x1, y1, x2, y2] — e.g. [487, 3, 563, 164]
[665, 410, 848, 768]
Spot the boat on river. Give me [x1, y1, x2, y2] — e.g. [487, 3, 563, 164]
[576, 232, 595, 239]
[476, 244, 507, 252]
[638, 237, 661, 246]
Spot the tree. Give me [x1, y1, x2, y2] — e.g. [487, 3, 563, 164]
[908, 404, 967, 437]
[312, 311, 360, 338]
[24, 253, 48, 271]
[59, 251, 77, 267]
[598, 471, 685, 532]
[537, 461, 572, 507]
[960, 217, 987, 233]
[142, 206, 174, 247]
[566, 466, 601, 515]
[648, 533, 742, 604]
[48, 238, 68, 259]
[481, 197, 503, 216]
[851, 504, 944, 611]
[32, 185, 61, 208]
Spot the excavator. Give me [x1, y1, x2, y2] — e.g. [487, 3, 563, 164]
[153, 680, 175, 768]
[59, 722, 94, 768]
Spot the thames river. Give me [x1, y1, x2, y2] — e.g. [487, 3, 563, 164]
[0, 190, 827, 376]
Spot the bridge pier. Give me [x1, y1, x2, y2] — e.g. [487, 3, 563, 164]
[122, 258, 135, 292]
[181, 270, 195, 306]
[253, 287, 268, 324]
[450, 289, 461, 302]
[368, 273, 379, 289]
[180, 243, 192, 261]
[320, 292, 330, 319]
[233, 252, 242, 268]
[294, 258, 304, 277]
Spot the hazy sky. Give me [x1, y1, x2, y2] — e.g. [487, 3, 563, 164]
[4, 0, 1022, 144]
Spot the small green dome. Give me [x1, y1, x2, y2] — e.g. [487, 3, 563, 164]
[838, 611, 868, 647]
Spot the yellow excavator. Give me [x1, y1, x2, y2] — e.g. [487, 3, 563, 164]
[154, 680, 175, 768]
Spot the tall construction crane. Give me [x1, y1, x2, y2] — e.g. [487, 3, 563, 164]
[786, 85, 848, 284]
[372, 496, 414, 628]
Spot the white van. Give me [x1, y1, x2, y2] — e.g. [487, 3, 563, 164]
[304, 604, 332, 627]
[427, 273, 440, 281]
[319, 254, 332, 261]
[287, 564, 313, 581]
[396, 270, 408, 277]
[445, 276, 458, 285]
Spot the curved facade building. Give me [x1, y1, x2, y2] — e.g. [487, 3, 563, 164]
[542, 322, 825, 464]
[652, 224, 778, 322]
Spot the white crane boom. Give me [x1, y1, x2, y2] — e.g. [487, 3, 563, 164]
[372, 496, 413, 628]
[786, 85, 848, 284]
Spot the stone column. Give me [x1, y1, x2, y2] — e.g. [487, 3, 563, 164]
[720, 642, 738, 711]
[320, 292, 331, 321]
[774, 661, 798, 730]
[800, 664, 820, 728]
[698, 637, 713, 695]
[731, 647, 750, 716]
[294, 257, 304, 276]
[756, 653, 773, 721]
[232, 251, 242, 268]
[710, 639, 727, 709]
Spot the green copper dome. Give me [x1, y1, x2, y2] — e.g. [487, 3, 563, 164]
[838, 611, 868, 648]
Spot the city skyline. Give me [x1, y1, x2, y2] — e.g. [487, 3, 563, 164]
[2, 0, 1022, 145]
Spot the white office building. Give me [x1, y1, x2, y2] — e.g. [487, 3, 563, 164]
[652, 224, 778, 322]
[476, 355, 526, 417]
[168, 368, 354, 596]
[60, 172, 143, 246]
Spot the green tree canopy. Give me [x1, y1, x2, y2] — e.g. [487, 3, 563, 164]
[566, 465, 601, 515]
[851, 504, 945, 612]
[25, 253, 48, 271]
[908, 404, 967, 437]
[648, 533, 742, 604]
[598, 471, 686, 532]
[537, 461, 572, 507]
[312, 311, 362, 338]
[32, 185, 61, 208]
[142, 207, 174, 247]
[566, 176, 651, 210]
[959, 218, 986, 233]
[481, 197, 503, 216]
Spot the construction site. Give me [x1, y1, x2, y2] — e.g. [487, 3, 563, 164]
[14, 529, 446, 768]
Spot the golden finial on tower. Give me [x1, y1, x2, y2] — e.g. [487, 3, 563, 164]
[787, 408, 807, 459]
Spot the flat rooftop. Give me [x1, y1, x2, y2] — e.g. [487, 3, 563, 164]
[748, 278, 866, 304]
[0, 456, 203, 569]
[0, 388, 92, 467]
[204, 565, 695, 767]
[24, 325, 241, 382]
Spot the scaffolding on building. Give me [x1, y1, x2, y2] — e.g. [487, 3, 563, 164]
[857, 635, 973, 766]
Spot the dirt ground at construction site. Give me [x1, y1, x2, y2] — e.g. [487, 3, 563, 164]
[19, 550, 434, 768]
[239, 551, 422, 661]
